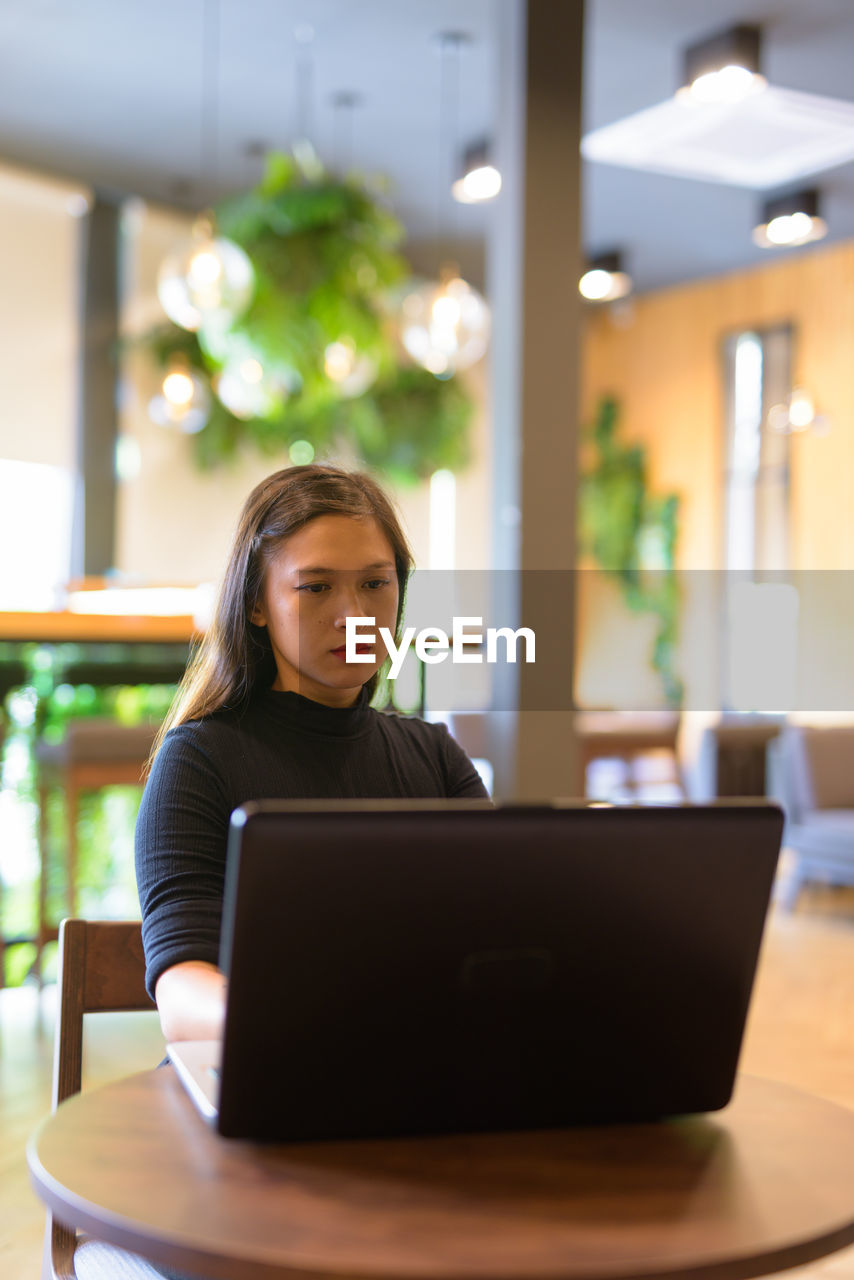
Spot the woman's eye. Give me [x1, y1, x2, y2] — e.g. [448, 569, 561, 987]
[299, 582, 329, 594]
[363, 578, 390, 590]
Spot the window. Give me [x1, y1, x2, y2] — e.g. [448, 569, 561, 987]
[722, 326, 791, 574]
[0, 459, 73, 609]
[720, 326, 796, 712]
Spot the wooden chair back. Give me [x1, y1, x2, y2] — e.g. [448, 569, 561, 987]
[46, 918, 155, 1279]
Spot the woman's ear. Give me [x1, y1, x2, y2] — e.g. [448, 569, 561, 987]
[250, 600, 267, 627]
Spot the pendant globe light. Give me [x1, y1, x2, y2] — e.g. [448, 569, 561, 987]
[156, 0, 254, 333]
[148, 356, 211, 434]
[215, 352, 297, 421]
[399, 269, 490, 377]
[324, 338, 378, 397]
[398, 31, 490, 378]
[158, 216, 254, 332]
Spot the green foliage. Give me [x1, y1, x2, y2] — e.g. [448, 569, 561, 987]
[141, 150, 475, 483]
[579, 396, 683, 706]
[0, 646, 179, 986]
[579, 397, 645, 575]
[4, 941, 38, 987]
[355, 366, 473, 486]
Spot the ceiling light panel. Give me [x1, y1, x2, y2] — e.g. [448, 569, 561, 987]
[582, 86, 854, 189]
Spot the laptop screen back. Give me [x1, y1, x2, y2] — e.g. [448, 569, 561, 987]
[216, 801, 783, 1141]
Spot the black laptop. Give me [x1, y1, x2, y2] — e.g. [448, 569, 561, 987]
[167, 800, 783, 1141]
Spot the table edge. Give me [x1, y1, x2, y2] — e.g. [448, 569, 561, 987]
[25, 1072, 854, 1280]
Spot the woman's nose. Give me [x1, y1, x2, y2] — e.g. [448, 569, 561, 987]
[332, 582, 368, 628]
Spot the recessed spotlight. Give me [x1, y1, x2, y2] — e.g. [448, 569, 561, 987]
[753, 189, 827, 249]
[579, 252, 632, 303]
[677, 24, 766, 105]
[452, 139, 502, 203]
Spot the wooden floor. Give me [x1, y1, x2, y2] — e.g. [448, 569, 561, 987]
[2, 869, 853, 1280]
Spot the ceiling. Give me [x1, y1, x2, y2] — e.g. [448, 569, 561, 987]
[584, 0, 854, 290]
[2, 0, 854, 293]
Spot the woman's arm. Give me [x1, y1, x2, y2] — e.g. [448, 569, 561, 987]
[155, 960, 227, 1042]
[136, 725, 232, 1010]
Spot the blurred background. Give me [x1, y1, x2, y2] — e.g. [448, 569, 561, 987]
[2, 0, 854, 988]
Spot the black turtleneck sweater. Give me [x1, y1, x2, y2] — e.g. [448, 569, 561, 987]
[135, 688, 488, 998]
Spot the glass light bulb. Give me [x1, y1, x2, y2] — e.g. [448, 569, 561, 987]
[324, 341, 356, 381]
[157, 226, 254, 331]
[398, 276, 490, 376]
[432, 294, 462, 328]
[162, 371, 195, 407]
[323, 340, 377, 397]
[215, 358, 296, 421]
[149, 365, 210, 434]
[188, 249, 223, 287]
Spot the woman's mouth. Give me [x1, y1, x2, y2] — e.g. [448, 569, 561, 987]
[330, 644, 374, 660]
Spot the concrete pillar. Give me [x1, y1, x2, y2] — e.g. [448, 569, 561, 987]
[72, 194, 120, 578]
[487, 0, 584, 799]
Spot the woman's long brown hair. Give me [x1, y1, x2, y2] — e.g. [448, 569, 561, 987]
[146, 465, 413, 773]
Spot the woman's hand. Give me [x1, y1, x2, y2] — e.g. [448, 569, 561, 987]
[155, 960, 227, 1042]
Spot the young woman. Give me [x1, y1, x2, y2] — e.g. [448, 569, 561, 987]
[135, 464, 488, 1043]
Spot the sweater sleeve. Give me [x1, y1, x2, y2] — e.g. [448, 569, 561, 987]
[134, 725, 232, 1000]
[438, 722, 491, 799]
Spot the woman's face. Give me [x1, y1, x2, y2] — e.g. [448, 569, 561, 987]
[251, 514, 400, 707]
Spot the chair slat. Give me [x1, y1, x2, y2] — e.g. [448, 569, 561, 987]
[81, 922, 153, 1013]
[47, 918, 157, 1279]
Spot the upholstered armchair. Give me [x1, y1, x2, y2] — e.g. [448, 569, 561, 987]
[773, 724, 854, 909]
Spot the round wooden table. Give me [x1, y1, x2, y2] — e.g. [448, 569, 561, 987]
[28, 1069, 854, 1280]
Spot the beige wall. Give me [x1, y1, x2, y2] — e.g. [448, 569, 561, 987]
[581, 239, 854, 572]
[0, 162, 89, 604]
[0, 161, 84, 470]
[578, 238, 854, 713]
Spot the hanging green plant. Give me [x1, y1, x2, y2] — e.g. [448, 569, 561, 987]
[579, 395, 683, 707]
[140, 150, 475, 484]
